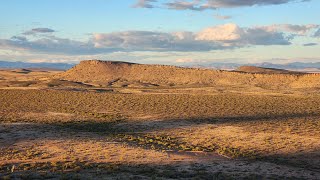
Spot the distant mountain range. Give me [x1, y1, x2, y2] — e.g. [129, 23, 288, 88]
[1, 60, 320, 72]
[181, 62, 320, 72]
[0, 61, 75, 70]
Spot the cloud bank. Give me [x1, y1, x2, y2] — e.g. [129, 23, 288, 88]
[0, 24, 317, 55]
[260, 24, 319, 35]
[134, 0, 310, 10]
[202, 0, 310, 9]
[23, 28, 56, 35]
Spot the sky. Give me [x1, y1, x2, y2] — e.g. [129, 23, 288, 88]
[0, 0, 319, 65]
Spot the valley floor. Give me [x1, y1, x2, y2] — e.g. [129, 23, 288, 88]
[0, 88, 320, 179]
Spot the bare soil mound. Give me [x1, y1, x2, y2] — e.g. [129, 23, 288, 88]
[56, 60, 320, 89]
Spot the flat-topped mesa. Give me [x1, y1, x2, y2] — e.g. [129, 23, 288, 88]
[58, 60, 223, 86]
[59, 60, 137, 85]
[56, 60, 320, 89]
[78, 60, 136, 66]
[69, 60, 136, 72]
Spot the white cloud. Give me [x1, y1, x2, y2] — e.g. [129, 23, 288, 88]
[0, 35, 110, 55]
[214, 14, 232, 20]
[195, 24, 291, 45]
[132, 0, 157, 8]
[196, 23, 243, 41]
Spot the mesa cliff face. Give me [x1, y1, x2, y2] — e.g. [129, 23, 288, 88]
[56, 60, 320, 89]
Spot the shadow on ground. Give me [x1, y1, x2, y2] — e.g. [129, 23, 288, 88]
[1, 113, 320, 179]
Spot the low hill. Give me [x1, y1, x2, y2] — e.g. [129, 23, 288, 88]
[56, 60, 320, 89]
[10, 68, 32, 74]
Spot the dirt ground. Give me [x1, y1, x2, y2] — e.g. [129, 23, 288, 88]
[1, 121, 319, 179]
[1, 69, 320, 179]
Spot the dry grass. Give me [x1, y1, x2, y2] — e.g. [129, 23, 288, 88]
[0, 88, 320, 179]
[1, 89, 320, 121]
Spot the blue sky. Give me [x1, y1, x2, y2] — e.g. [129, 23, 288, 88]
[0, 0, 319, 64]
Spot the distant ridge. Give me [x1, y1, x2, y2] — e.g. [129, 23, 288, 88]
[235, 66, 304, 74]
[0, 61, 74, 70]
[181, 62, 320, 72]
[2, 60, 320, 72]
[57, 60, 320, 89]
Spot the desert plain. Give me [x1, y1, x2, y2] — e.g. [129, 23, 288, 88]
[1, 60, 320, 179]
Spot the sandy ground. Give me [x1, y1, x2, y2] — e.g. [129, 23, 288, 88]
[1, 121, 319, 179]
[1, 68, 320, 179]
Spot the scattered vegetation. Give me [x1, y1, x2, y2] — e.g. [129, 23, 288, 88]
[46, 79, 92, 88]
[117, 133, 257, 159]
[1, 89, 320, 122]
